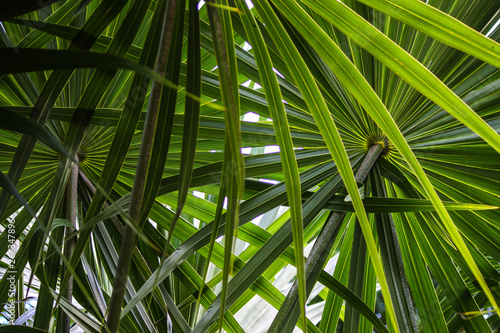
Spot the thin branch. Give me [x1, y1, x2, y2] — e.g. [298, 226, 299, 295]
[269, 144, 384, 332]
[59, 156, 79, 333]
[104, 1, 177, 331]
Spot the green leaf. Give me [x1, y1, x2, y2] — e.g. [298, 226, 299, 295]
[277, 0, 500, 317]
[1, 0, 499, 331]
[0, 107, 73, 161]
[0, 171, 35, 217]
[344, 219, 377, 333]
[206, 1, 246, 331]
[257, 0, 399, 328]
[173, 0, 202, 233]
[235, 0, 306, 329]
[357, 0, 500, 67]
[50, 218, 75, 230]
[325, 196, 498, 212]
[0, 0, 60, 21]
[49, 289, 100, 333]
[371, 171, 418, 332]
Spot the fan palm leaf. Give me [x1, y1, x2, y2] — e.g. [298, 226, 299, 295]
[0, 0, 499, 332]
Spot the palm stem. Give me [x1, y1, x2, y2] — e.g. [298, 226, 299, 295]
[104, 1, 176, 331]
[269, 144, 383, 332]
[58, 156, 78, 333]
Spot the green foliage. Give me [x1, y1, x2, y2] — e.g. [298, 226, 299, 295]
[0, 0, 499, 332]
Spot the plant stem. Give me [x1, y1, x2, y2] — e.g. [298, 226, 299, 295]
[59, 156, 78, 333]
[103, 1, 176, 331]
[269, 144, 383, 332]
